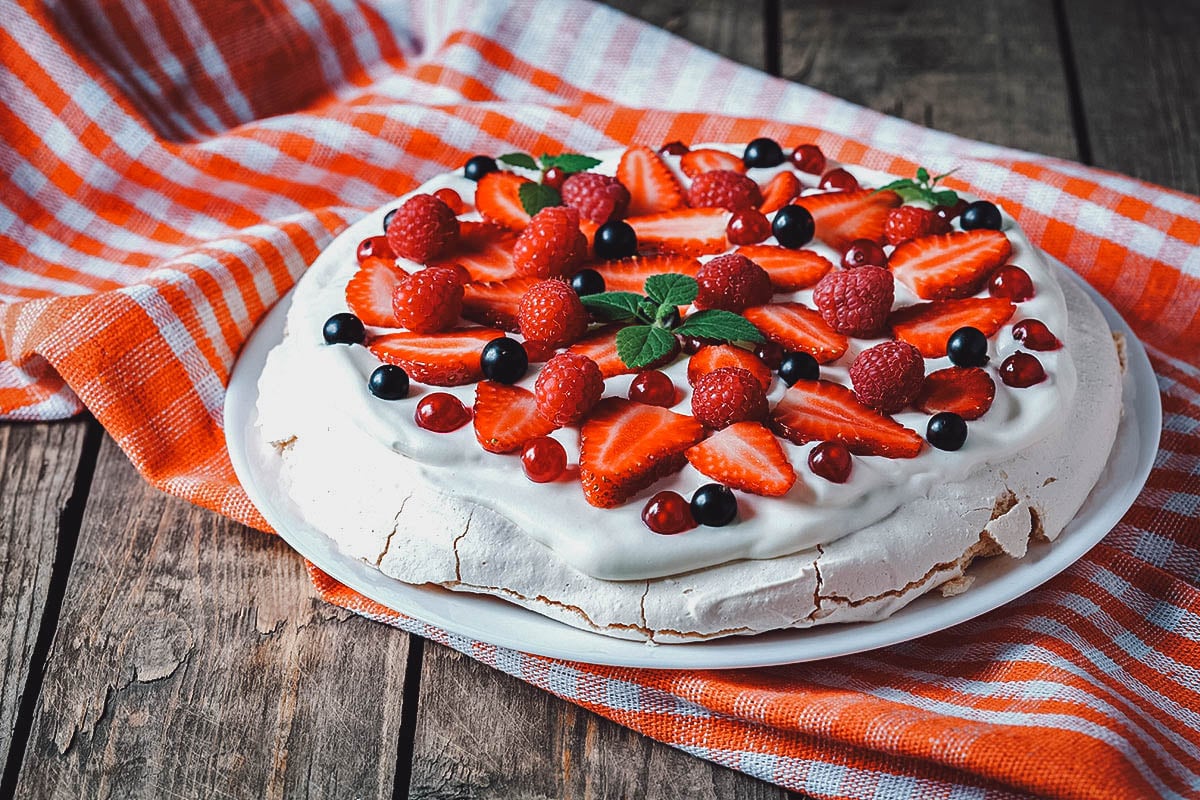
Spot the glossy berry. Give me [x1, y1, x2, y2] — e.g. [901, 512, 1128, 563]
[961, 200, 1003, 231]
[357, 235, 393, 264]
[743, 137, 785, 168]
[386, 194, 460, 263]
[659, 140, 689, 156]
[323, 313, 365, 345]
[726, 208, 772, 245]
[382, 207, 398, 234]
[1012, 319, 1061, 351]
[593, 219, 638, 260]
[988, 265, 1035, 302]
[542, 166, 566, 191]
[695, 253, 773, 312]
[934, 198, 969, 221]
[570, 268, 606, 296]
[517, 279, 589, 348]
[659, 306, 682, 330]
[808, 441, 852, 483]
[534, 352, 604, 425]
[688, 170, 762, 212]
[771, 205, 815, 249]
[819, 168, 859, 192]
[392, 267, 464, 333]
[642, 490, 695, 535]
[690, 367, 768, 429]
[480, 337, 529, 384]
[628, 371, 676, 407]
[415, 392, 472, 432]
[999, 351, 1046, 387]
[754, 341, 784, 370]
[368, 365, 410, 400]
[849, 341, 925, 413]
[790, 144, 826, 175]
[841, 238, 888, 269]
[690, 484, 738, 527]
[433, 187, 465, 214]
[463, 155, 498, 182]
[561, 172, 631, 223]
[778, 351, 819, 385]
[679, 335, 720, 355]
[947, 326, 989, 367]
[521, 436, 567, 483]
[927, 412, 968, 451]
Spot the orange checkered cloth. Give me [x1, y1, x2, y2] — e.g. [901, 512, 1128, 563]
[3, 2, 1198, 797]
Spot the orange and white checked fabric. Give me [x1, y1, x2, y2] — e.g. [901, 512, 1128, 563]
[3, 1, 1199, 796]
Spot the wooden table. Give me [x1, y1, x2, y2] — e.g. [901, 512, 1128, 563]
[1, 2, 1196, 797]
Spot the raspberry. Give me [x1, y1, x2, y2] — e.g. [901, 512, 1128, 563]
[516, 279, 589, 348]
[391, 266, 464, 333]
[849, 341, 925, 413]
[884, 206, 952, 246]
[512, 206, 588, 278]
[561, 173, 631, 223]
[385, 194, 460, 263]
[687, 170, 762, 212]
[534, 352, 604, 425]
[695, 253, 773, 312]
[811, 266, 894, 337]
[690, 367, 768, 430]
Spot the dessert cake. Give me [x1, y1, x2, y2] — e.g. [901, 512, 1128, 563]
[256, 140, 1123, 642]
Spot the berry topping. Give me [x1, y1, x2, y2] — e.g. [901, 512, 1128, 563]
[382, 207, 398, 233]
[688, 344, 773, 391]
[522, 339, 555, 363]
[542, 166, 566, 191]
[849, 340, 925, 414]
[808, 441, 852, 483]
[754, 340, 784, 370]
[534, 352, 604, 425]
[841, 238, 888, 269]
[463, 155, 499, 182]
[690, 366, 769, 430]
[679, 335, 720, 355]
[593, 220, 639, 260]
[561, 172, 631, 223]
[591, 254, 699, 293]
[512, 206, 588, 278]
[811, 265, 895, 337]
[679, 148, 746, 178]
[368, 364, 410, 400]
[695, 253, 773, 311]
[391, 266, 464, 333]
[642, 491, 695, 534]
[659, 141, 689, 156]
[961, 200, 1003, 231]
[743, 303, 848, 363]
[416, 392, 472, 433]
[771, 204, 816, 249]
[1000, 351, 1047, 387]
[778, 351, 820, 385]
[479, 337, 529, 384]
[988, 265, 1035, 302]
[568, 325, 679, 378]
[947, 326, 990, 367]
[521, 436, 568, 483]
[934, 198, 970, 221]
[461, 276, 538, 331]
[743, 137, 785, 168]
[346, 258, 405, 327]
[687, 170, 763, 212]
[916, 367, 995, 420]
[433, 187, 466, 215]
[617, 145, 687, 216]
[889, 297, 1015, 358]
[819, 168, 860, 192]
[884, 206, 952, 246]
[690, 484, 738, 527]
[926, 412, 968, 451]
[1012, 319, 1061, 350]
[790, 144, 826, 175]
[429, 221, 518, 283]
[357, 235, 394, 264]
[475, 171, 533, 230]
[770, 379, 924, 458]
[386, 194, 460, 263]
[473, 381, 557, 453]
[628, 370, 677, 407]
[626, 208, 731, 257]
[793, 189, 902, 251]
[685, 421, 796, 497]
[368, 327, 502, 386]
[516, 279, 588, 348]
[570, 268, 605, 296]
[889, 229, 1013, 300]
[758, 171, 802, 214]
[726, 207, 772, 245]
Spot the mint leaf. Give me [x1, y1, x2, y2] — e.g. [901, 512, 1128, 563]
[931, 189, 960, 206]
[518, 182, 563, 216]
[540, 153, 603, 173]
[616, 325, 676, 369]
[916, 167, 930, 183]
[498, 152, 538, 170]
[644, 273, 698, 307]
[876, 179, 912, 193]
[675, 310, 763, 343]
[580, 291, 647, 322]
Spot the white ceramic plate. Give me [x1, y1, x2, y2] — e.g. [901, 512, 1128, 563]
[226, 260, 1160, 669]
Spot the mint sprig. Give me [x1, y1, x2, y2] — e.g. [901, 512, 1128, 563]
[877, 166, 960, 206]
[518, 182, 562, 216]
[499, 151, 604, 214]
[540, 153, 602, 173]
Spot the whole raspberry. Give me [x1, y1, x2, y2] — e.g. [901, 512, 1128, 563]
[849, 341, 925, 413]
[690, 367, 768, 429]
[386, 194, 460, 263]
[513, 206, 588, 278]
[884, 206, 952, 246]
[561, 173, 631, 224]
[391, 266, 464, 333]
[534, 352, 604, 425]
[517, 279, 589, 348]
[695, 253, 773, 312]
[687, 170, 763, 212]
[811, 266, 894, 337]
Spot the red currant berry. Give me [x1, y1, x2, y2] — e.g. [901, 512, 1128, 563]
[934, 199, 970, 222]
[790, 144, 826, 174]
[1011, 319, 1061, 351]
[415, 392, 472, 432]
[521, 436, 567, 483]
[641, 490, 695, 534]
[659, 140, 689, 156]
[543, 167, 566, 191]
[725, 207, 772, 245]
[988, 265, 1035, 302]
[808, 441, 852, 483]
[628, 371, 677, 407]
[999, 352, 1046, 387]
[754, 340, 784, 370]
[357, 235, 394, 264]
[521, 339, 555, 363]
[841, 238, 888, 269]
[433, 187, 465, 214]
[819, 168, 859, 192]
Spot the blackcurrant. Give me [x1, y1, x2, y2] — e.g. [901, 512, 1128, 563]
[771, 205, 815, 249]
[463, 155, 498, 182]
[743, 137, 785, 168]
[690, 483, 738, 527]
[323, 313, 365, 345]
[382, 207, 398, 234]
[960, 200, 1002, 231]
[927, 412, 968, 451]
[570, 268, 606, 296]
[946, 326, 989, 367]
[368, 365, 410, 400]
[778, 351, 819, 385]
[480, 337, 529, 384]
[593, 220, 638, 260]
[659, 307, 681, 330]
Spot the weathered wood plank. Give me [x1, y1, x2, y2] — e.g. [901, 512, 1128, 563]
[14, 435, 410, 800]
[600, 0, 769, 71]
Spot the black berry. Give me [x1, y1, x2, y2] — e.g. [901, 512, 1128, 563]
[743, 137, 785, 169]
[778, 351, 819, 385]
[771, 205, 815, 249]
[960, 200, 1002, 231]
[323, 313, 365, 345]
[690, 483, 738, 527]
[383, 207, 398, 234]
[659, 307, 682, 330]
[570, 268, 606, 296]
[368, 365, 410, 400]
[947, 326, 989, 367]
[927, 412, 968, 451]
[463, 155, 498, 182]
[593, 220, 638, 260]
[480, 337, 529, 384]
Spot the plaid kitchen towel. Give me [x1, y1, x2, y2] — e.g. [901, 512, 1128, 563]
[2, 0, 1198, 796]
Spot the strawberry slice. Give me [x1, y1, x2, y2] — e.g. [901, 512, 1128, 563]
[428, 221, 518, 283]
[368, 327, 502, 386]
[345, 257, 405, 327]
[472, 381, 558, 453]
[734, 245, 832, 291]
[743, 302, 848, 363]
[475, 172, 532, 230]
[579, 397, 707, 508]
[758, 171, 801, 214]
[592, 254, 700, 293]
[679, 148, 746, 178]
[890, 229, 1013, 300]
[793, 189, 902, 251]
[626, 208, 731, 256]
[617, 145, 687, 216]
[770, 380, 924, 458]
[889, 297, 1016, 358]
[461, 276, 539, 331]
[566, 325, 680, 378]
[686, 421, 796, 496]
[916, 367, 996, 420]
[687, 345, 772, 391]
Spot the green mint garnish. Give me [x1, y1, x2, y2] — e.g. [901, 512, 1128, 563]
[616, 326, 677, 369]
[877, 166, 960, 206]
[498, 152, 539, 170]
[673, 310, 764, 343]
[518, 182, 563, 215]
[498, 151, 603, 204]
[540, 153, 603, 173]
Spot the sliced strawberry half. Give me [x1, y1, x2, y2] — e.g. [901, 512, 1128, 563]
[679, 148, 746, 178]
[578, 397, 707, 508]
[429, 221, 518, 283]
[368, 327, 501, 386]
[461, 276, 539, 331]
[758, 171, 801, 214]
[890, 229, 1013, 300]
[686, 421, 795, 497]
[687, 345, 772, 391]
[743, 302, 848, 363]
[734, 245, 832, 291]
[793, 189, 902, 251]
[475, 172, 533, 230]
[566, 325, 680, 378]
[626, 208, 731, 256]
[473, 381, 558, 453]
[916, 367, 996, 420]
[345, 257, 406, 327]
[889, 297, 1016, 358]
[770, 380, 924, 458]
[617, 145, 687, 216]
[592, 254, 700, 293]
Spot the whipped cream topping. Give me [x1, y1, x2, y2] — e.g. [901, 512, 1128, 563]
[260, 146, 1076, 582]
